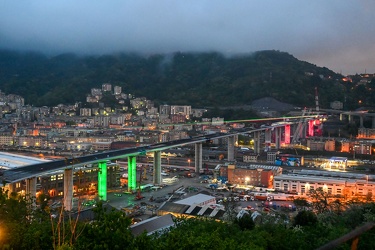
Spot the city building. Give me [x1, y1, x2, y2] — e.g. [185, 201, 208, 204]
[274, 172, 375, 198]
[102, 83, 112, 92]
[330, 101, 343, 110]
[217, 163, 282, 188]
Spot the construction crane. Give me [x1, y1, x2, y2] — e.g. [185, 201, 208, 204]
[135, 165, 145, 200]
[291, 107, 311, 146]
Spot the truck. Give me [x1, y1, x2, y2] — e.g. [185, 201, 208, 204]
[184, 171, 196, 178]
[208, 183, 218, 189]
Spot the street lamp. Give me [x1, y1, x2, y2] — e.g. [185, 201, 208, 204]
[323, 184, 328, 193]
[245, 177, 250, 186]
[305, 183, 310, 195]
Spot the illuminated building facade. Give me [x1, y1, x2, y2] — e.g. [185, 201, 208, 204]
[274, 172, 375, 198]
[221, 164, 281, 188]
[18, 164, 120, 198]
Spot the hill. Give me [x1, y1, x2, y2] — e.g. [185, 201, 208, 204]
[0, 49, 354, 109]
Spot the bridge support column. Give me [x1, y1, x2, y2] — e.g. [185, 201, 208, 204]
[128, 156, 137, 192]
[26, 177, 36, 207]
[360, 115, 364, 128]
[195, 143, 203, 173]
[339, 113, 344, 121]
[308, 120, 315, 137]
[64, 168, 74, 210]
[373, 117, 375, 129]
[153, 151, 162, 185]
[284, 125, 291, 144]
[254, 131, 261, 154]
[227, 136, 235, 162]
[264, 129, 272, 151]
[348, 115, 353, 123]
[275, 127, 281, 149]
[98, 162, 107, 201]
[7, 183, 16, 197]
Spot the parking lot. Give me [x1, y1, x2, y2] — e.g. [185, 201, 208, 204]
[99, 172, 297, 222]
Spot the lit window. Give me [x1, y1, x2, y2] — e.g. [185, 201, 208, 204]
[58, 174, 63, 180]
[51, 175, 56, 181]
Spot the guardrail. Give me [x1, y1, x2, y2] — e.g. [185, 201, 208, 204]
[316, 222, 375, 250]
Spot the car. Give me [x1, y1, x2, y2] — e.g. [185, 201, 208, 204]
[82, 200, 96, 206]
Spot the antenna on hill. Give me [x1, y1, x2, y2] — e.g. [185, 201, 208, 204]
[315, 87, 320, 112]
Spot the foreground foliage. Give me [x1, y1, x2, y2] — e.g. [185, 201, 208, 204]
[0, 188, 375, 250]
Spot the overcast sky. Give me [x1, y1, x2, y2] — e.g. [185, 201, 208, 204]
[1, 1, 374, 75]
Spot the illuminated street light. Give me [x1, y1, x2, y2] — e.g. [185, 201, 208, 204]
[245, 177, 250, 186]
[305, 183, 310, 195]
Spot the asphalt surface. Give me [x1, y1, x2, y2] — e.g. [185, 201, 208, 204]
[97, 173, 296, 221]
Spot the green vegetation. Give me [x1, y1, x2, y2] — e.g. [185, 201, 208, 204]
[1, 49, 370, 110]
[1, 186, 375, 249]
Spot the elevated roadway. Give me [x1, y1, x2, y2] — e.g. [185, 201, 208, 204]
[0, 118, 309, 210]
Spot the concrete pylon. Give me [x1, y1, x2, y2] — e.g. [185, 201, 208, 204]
[128, 156, 136, 192]
[284, 124, 291, 144]
[63, 168, 74, 210]
[254, 131, 261, 154]
[373, 116, 375, 129]
[153, 151, 162, 185]
[195, 143, 203, 173]
[275, 127, 281, 149]
[26, 177, 36, 207]
[348, 115, 353, 123]
[7, 183, 16, 197]
[227, 136, 235, 162]
[98, 162, 108, 201]
[360, 115, 364, 128]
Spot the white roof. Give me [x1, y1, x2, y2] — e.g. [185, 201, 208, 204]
[174, 193, 215, 206]
[0, 152, 48, 169]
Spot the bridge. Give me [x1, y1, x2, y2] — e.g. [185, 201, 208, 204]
[321, 108, 375, 128]
[0, 116, 317, 211]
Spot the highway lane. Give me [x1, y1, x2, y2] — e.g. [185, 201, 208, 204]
[0, 130, 256, 183]
[1, 120, 302, 183]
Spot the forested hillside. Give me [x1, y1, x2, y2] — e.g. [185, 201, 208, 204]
[0, 49, 366, 109]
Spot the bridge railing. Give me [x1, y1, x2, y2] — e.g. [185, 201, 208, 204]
[316, 222, 375, 250]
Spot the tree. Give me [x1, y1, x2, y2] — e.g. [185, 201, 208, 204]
[308, 187, 331, 214]
[294, 210, 317, 227]
[234, 213, 255, 231]
[293, 197, 310, 210]
[73, 202, 135, 250]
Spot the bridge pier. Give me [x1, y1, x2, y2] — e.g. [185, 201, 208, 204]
[360, 115, 364, 128]
[275, 127, 281, 149]
[254, 131, 261, 154]
[227, 136, 235, 162]
[348, 115, 353, 123]
[153, 151, 162, 185]
[373, 117, 375, 129]
[308, 120, 314, 137]
[7, 183, 16, 197]
[284, 124, 291, 144]
[195, 143, 203, 173]
[128, 156, 137, 192]
[64, 168, 74, 210]
[340, 113, 344, 121]
[98, 162, 107, 201]
[26, 177, 36, 207]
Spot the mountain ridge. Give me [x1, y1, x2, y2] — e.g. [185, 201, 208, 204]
[0, 49, 351, 109]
